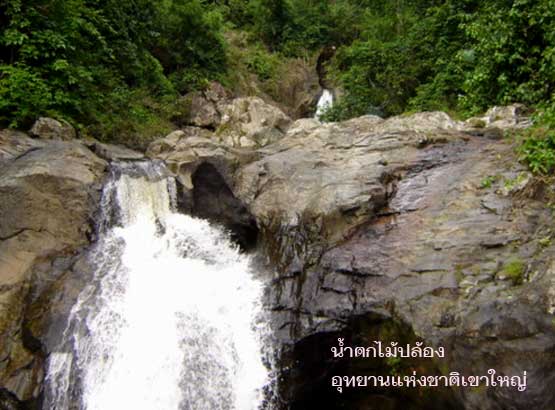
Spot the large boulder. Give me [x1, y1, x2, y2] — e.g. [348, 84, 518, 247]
[0, 130, 45, 165]
[216, 97, 292, 148]
[0, 135, 107, 406]
[175, 82, 232, 129]
[463, 104, 534, 140]
[88, 141, 145, 161]
[465, 104, 533, 130]
[148, 107, 555, 410]
[29, 117, 76, 141]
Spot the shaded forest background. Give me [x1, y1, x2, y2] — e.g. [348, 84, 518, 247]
[1, 0, 555, 171]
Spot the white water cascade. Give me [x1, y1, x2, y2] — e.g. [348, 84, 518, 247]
[314, 89, 334, 119]
[43, 162, 272, 410]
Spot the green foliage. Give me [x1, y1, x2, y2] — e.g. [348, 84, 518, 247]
[221, 30, 313, 109]
[241, 0, 364, 57]
[153, 0, 227, 92]
[479, 175, 498, 189]
[516, 98, 555, 174]
[503, 172, 528, 191]
[249, 0, 291, 50]
[324, 0, 555, 121]
[0, 0, 226, 142]
[460, 0, 555, 115]
[0, 64, 53, 126]
[501, 258, 526, 286]
[327, 1, 472, 119]
[330, 39, 422, 118]
[539, 236, 552, 248]
[518, 127, 555, 174]
[244, 44, 280, 80]
[2, 0, 555, 147]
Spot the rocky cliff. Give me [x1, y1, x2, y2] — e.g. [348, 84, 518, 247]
[147, 102, 555, 410]
[0, 101, 554, 409]
[0, 129, 107, 408]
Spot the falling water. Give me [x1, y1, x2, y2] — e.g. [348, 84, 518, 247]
[315, 89, 334, 119]
[43, 162, 272, 410]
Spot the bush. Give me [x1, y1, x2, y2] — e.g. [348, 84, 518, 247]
[0, 64, 54, 127]
[517, 100, 555, 174]
[518, 127, 555, 175]
[501, 258, 526, 286]
[0, 0, 227, 143]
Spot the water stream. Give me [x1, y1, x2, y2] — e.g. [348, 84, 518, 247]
[43, 162, 272, 410]
[315, 89, 334, 119]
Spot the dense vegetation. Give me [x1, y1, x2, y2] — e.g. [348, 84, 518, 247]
[0, 0, 227, 143]
[1, 0, 555, 170]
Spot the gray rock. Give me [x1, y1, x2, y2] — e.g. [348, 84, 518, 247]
[91, 141, 145, 161]
[147, 106, 555, 410]
[216, 97, 292, 148]
[464, 104, 533, 130]
[0, 129, 45, 165]
[29, 117, 76, 141]
[0, 136, 106, 402]
[176, 81, 232, 129]
[189, 92, 221, 128]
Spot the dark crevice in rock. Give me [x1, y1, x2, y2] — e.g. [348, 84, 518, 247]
[12, 147, 44, 162]
[0, 227, 57, 242]
[21, 326, 43, 355]
[196, 124, 217, 132]
[316, 46, 337, 89]
[0, 388, 23, 410]
[0, 228, 30, 241]
[190, 162, 258, 251]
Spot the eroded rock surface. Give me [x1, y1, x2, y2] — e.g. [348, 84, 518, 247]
[29, 117, 76, 141]
[0, 101, 551, 410]
[177, 81, 232, 129]
[148, 106, 555, 410]
[0, 136, 107, 407]
[216, 97, 292, 148]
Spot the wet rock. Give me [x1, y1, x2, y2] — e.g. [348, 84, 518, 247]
[29, 117, 76, 141]
[0, 135, 107, 403]
[190, 163, 258, 251]
[0, 388, 24, 410]
[147, 105, 555, 410]
[90, 141, 145, 161]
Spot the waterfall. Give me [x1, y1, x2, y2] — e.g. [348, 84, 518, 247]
[43, 162, 272, 410]
[315, 89, 334, 120]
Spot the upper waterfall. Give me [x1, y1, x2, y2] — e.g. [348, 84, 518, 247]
[315, 89, 334, 120]
[43, 162, 272, 410]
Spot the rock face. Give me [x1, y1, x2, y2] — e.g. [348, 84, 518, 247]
[269, 58, 322, 119]
[0, 101, 552, 409]
[175, 81, 232, 129]
[170, 91, 293, 148]
[29, 117, 76, 141]
[88, 141, 145, 161]
[216, 97, 292, 148]
[0, 134, 107, 407]
[148, 106, 555, 410]
[465, 104, 533, 130]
